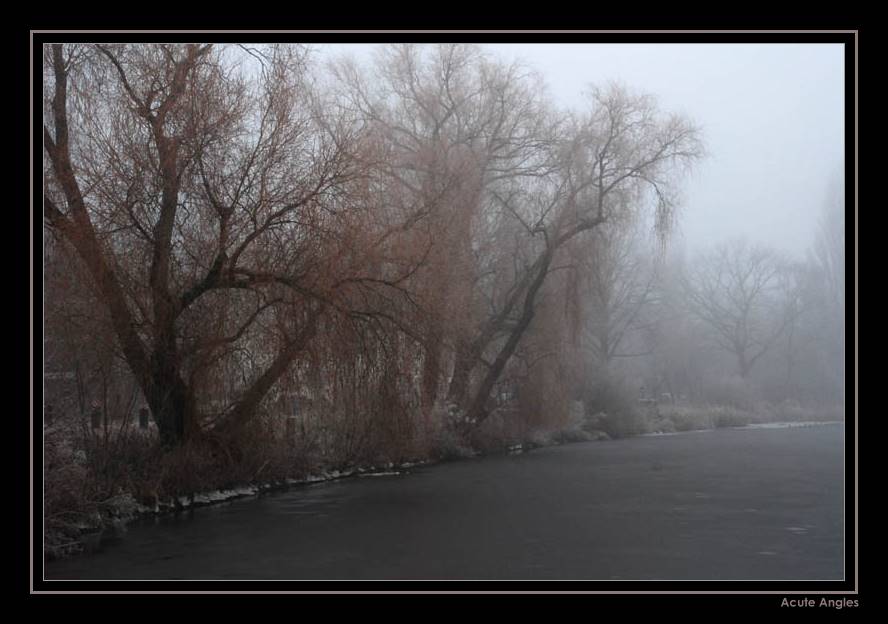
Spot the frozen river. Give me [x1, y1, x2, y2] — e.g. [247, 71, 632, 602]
[43, 423, 845, 581]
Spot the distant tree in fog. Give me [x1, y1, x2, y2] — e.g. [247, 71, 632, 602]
[804, 176, 846, 401]
[683, 239, 800, 379]
[813, 177, 845, 322]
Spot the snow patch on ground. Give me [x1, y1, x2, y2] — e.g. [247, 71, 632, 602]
[190, 488, 258, 505]
[640, 429, 712, 437]
[400, 460, 431, 468]
[640, 420, 843, 437]
[740, 421, 843, 430]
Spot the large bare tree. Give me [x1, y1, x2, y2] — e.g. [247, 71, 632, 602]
[42, 43, 411, 445]
[457, 84, 703, 427]
[332, 44, 558, 415]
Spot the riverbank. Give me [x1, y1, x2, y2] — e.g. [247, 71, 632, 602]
[43, 456, 433, 561]
[43, 400, 843, 561]
[44, 422, 845, 581]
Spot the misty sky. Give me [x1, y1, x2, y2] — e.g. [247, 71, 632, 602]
[316, 43, 845, 259]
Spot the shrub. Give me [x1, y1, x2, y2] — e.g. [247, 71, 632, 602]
[583, 372, 649, 438]
[712, 406, 757, 428]
[552, 401, 594, 443]
[703, 375, 757, 410]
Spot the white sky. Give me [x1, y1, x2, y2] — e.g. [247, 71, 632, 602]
[315, 43, 845, 258]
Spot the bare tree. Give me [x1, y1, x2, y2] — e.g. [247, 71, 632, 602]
[799, 175, 845, 402]
[683, 239, 800, 379]
[812, 174, 845, 333]
[458, 84, 703, 427]
[332, 44, 558, 416]
[42, 43, 411, 446]
[43, 43, 702, 449]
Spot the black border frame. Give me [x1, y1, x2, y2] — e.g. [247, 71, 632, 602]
[29, 26, 858, 599]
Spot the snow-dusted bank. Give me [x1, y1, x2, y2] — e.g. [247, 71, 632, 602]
[45, 414, 843, 560]
[44, 421, 845, 581]
[156, 461, 431, 513]
[741, 421, 845, 429]
[640, 420, 844, 437]
[44, 459, 435, 560]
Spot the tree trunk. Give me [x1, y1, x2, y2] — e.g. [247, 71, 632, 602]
[599, 325, 611, 368]
[146, 375, 195, 447]
[784, 326, 796, 400]
[446, 340, 475, 407]
[421, 333, 442, 412]
[216, 307, 322, 437]
[463, 251, 553, 427]
[737, 351, 750, 379]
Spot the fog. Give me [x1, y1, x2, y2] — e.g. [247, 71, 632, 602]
[318, 43, 845, 258]
[40, 41, 849, 585]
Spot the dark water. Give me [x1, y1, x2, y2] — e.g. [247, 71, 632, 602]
[44, 424, 845, 580]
